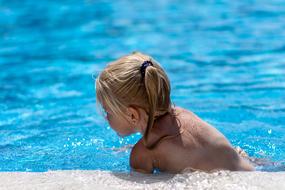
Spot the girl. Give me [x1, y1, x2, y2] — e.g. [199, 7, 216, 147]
[95, 52, 254, 173]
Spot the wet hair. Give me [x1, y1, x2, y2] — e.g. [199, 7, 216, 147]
[95, 52, 172, 148]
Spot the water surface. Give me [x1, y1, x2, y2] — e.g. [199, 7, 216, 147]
[0, 0, 284, 172]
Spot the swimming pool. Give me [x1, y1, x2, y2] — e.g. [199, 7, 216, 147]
[0, 0, 284, 172]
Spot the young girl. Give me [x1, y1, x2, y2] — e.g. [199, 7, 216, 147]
[95, 52, 254, 173]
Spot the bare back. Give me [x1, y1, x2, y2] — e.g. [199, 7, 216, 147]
[130, 107, 254, 173]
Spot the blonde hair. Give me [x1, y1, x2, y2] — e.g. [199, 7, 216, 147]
[95, 52, 172, 148]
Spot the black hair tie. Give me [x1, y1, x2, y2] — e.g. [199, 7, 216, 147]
[140, 60, 153, 80]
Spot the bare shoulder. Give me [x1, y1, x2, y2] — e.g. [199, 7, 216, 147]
[175, 106, 254, 171]
[177, 107, 229, 142]
[173, 106, 209, 131]
[130, 139, 154, 174]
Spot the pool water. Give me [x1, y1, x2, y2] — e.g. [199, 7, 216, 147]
[0, 0, 284, 172]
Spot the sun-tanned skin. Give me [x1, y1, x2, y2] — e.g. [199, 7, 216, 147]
[130, 107, 254, 173]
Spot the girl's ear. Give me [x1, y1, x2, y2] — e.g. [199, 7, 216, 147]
[126, 106, 140, 124]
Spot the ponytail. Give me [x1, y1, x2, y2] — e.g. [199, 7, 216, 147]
[142, 60, 171, 149]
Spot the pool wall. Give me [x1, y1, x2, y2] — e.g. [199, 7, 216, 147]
[0, 170, 285, 190]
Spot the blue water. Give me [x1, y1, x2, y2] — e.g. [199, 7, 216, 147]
[0, 0, 285, 172]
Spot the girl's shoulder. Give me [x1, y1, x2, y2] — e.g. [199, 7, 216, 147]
[130, 138, 154, 173]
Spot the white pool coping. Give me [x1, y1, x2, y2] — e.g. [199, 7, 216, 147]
[0, 170, 284, 190]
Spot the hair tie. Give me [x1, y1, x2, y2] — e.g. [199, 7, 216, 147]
[140, 60, 153, 80]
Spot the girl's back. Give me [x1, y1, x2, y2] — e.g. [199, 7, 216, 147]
[130, 106, 254, 173]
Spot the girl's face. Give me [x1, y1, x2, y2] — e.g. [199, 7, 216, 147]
[104, 109, 136, 137]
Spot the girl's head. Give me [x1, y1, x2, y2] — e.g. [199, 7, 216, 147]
[95, 52, 171, 147]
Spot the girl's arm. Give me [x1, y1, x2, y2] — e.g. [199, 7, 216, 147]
[209, 144, 254, 171]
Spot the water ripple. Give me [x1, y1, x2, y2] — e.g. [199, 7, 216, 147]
[0, 0, 284, 172]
